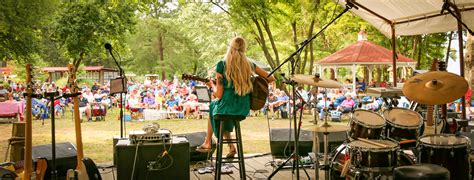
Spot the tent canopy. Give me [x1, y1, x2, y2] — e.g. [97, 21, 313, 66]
[317, 39, 415, 66]
[340, 0, 474, 36]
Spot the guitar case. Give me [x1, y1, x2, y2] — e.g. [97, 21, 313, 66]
[83, 157, 102, 180]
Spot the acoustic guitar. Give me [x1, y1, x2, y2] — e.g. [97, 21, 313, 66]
[182, 73, 269, 110]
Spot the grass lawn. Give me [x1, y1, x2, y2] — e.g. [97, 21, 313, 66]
[0, 108, 348, 164]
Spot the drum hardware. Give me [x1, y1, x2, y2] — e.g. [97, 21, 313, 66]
[303, 110, 348, 180]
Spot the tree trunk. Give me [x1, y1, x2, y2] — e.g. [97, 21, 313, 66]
[261, 17, 280, 66]
[252, 16, 275, 69]
[308, 19, 315, 76]
[466, 33, 473, 88]
[158, 33, 165, 80]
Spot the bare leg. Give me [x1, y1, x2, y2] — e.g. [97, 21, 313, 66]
[223, 132, 236, 153]
[200, 118, 213, 149]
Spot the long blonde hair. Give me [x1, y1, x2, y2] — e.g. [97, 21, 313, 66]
[225, 37, 253, 96]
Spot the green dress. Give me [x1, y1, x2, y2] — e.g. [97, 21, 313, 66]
[210, 60, 254, 136]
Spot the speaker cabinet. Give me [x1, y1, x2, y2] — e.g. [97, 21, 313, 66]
[176, 131, 216, 161]
[115, 137, 190, 180]
[112, 136, 128, 167]
[32, 142, 77, 180]
[269, 128, 346, 158]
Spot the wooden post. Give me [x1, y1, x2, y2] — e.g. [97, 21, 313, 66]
[391, 24, 398, 87]
[452, 4, 466, 119]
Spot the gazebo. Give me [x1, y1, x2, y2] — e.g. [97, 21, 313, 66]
[317, 31, 416, 90]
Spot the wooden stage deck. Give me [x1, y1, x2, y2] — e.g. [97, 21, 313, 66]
[100, 153, 326, 180]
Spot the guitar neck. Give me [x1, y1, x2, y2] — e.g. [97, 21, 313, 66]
[68, 64, 86, 171]
[23, 64, 33, 180]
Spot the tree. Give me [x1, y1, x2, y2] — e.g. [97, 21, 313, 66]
[0, 0, 58, 63]
[55, 2, 137, 68]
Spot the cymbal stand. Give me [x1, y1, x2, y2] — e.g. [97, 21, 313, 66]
[268, 75, 310, 179]
[266, 3, 354, 179]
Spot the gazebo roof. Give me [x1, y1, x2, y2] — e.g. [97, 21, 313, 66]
[317, 40, 415, 66]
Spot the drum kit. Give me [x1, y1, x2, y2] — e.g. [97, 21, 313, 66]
[289, 70, 471, 180]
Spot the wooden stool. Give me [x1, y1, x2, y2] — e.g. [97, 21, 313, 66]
[214, 115, 246, 180]
[393, 163, 450, 180]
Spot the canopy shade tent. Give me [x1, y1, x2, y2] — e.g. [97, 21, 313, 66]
[336, 0, 473, 118]
[339, 0, 474, 36]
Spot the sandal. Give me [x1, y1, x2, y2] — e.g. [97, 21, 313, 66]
[226, 150, 237, 158]
[196, 145, 212, 153]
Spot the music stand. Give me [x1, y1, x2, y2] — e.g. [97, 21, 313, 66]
[195, 85, 211, 103]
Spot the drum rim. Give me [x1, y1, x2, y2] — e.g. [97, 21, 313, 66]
[351, 109, 386, 127]
[348, 140, 400, 151]
[417, 134, 471, 148]
[383, 107, 423, 128]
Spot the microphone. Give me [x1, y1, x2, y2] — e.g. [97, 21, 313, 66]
[104, 43, 112, 51]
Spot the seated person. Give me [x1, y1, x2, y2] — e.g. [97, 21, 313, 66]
[182, 93, 199, 119]
[337, 94, 355, 113]
[143, 92, 156, 109]
[316, 96, 333, 120]
[0, 84, 9, 102]
[165, 95, 180, 118]
[32, 98, 48, 120]
[78, 94, 92, 121]
[127, 93, 144, 120]
[268, 90, 289, 119]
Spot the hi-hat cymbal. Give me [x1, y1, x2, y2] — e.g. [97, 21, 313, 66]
[303, 124, 349, 133]
[291, 74, 343, 88]
[403, 71, 468, 105]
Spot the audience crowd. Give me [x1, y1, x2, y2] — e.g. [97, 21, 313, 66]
[0, 76, 471, 122]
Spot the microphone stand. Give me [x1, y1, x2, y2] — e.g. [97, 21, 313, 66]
[267, 3, 354, 179]
[107, 46, 127, 138]
[44, 91, 59, 180]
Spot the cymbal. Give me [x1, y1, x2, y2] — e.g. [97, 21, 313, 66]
[303, 124, 349, 133]
[291, 74, 343, 88]
[403, 71, 468, 105]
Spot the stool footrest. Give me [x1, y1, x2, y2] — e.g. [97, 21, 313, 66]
[222, 140, 239, 143]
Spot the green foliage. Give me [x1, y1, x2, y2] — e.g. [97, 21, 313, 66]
[55, 2, 137, 66]
[0, 0, 59, 62]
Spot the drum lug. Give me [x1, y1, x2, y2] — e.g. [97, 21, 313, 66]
[356, 150, 362, 167]
[451, 149, 455, 157]
[430, 149, 434, 156]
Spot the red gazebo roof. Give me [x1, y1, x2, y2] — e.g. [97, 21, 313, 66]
[317, 40, 415, 65]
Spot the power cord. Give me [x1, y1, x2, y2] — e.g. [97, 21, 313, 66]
[131, 142, 141, 180]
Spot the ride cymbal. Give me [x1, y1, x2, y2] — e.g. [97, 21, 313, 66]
[303, 124, 349, 133]
[402, 71, 468, 105]
[291, 74, 343, 88]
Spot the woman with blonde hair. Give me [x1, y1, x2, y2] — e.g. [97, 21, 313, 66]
[196, 37, 275, 157]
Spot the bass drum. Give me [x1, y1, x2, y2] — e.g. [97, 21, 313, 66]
[417, 134, 471, 180]
[330, 144, 415, 180]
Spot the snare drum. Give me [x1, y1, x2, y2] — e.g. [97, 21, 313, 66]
[330, 143, 413, 180]
[348, 140, 399, 170]
[348, 110, 385, 140]
[417, 134, 471, 180]
[383, 108, 423, 142]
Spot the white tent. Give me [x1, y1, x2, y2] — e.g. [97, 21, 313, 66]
[339, 0, 474, 36]
[336, 0, 474, 119]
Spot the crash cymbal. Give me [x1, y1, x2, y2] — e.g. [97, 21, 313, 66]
[403, 71, 468, 105]
[291, 74, 343, 88]
[303, 123, 349, 133]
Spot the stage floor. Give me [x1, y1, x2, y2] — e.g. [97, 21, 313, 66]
[100, 154, 325, 180]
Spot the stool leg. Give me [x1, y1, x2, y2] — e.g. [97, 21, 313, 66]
[215, 121, 224, 180]
[234, 121, 246, 180]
